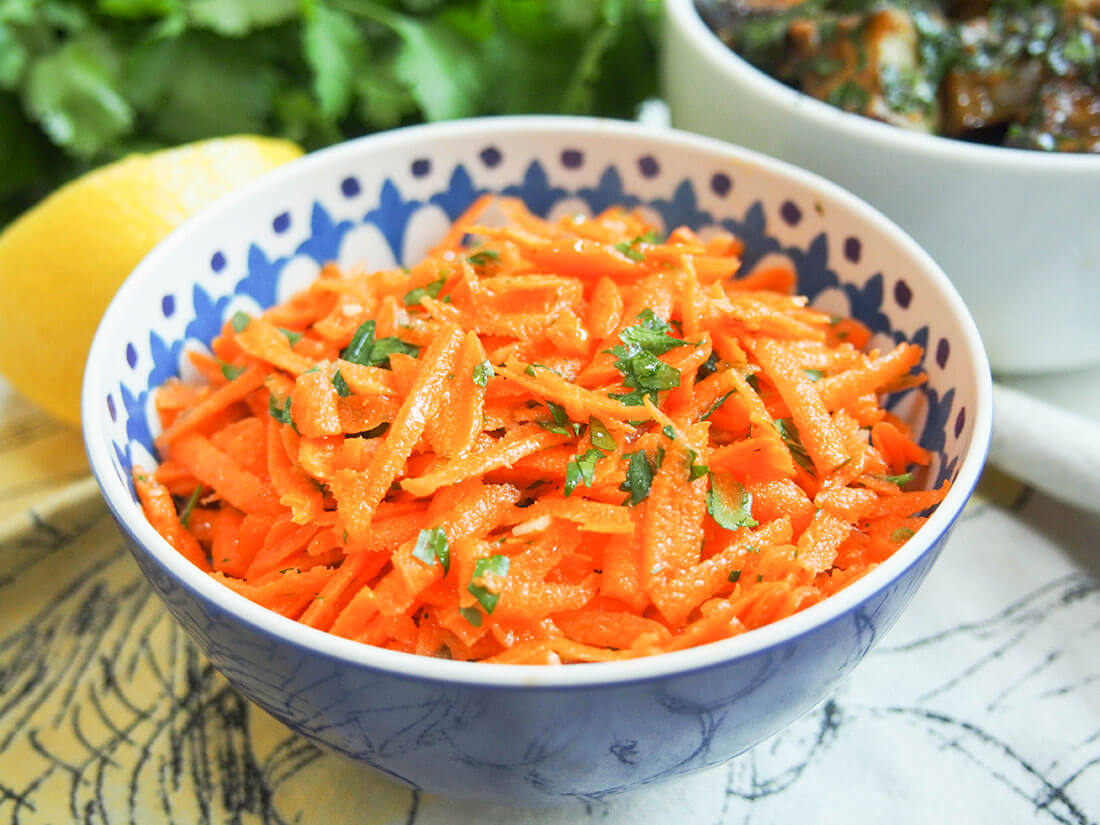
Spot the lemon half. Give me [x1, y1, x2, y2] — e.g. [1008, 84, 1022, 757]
[0, 135, 304, 426]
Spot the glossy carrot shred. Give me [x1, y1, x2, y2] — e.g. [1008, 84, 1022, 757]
[135, 198, 949, 664]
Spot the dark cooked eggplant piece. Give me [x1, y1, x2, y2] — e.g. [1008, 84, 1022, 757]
[941, 58, 1044, 133]
[784, 6, 939, 131]
[1007, 78, 1100, 151]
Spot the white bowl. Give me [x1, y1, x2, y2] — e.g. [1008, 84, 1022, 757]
[662, 0, 1100, 375]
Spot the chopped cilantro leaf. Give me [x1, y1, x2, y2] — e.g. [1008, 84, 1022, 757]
[588, 417, 616, 451]
[459, 606, 483, 627]
[403, 276, 446, 307]
[803, 368, 825, 382]
[614, 240, 646, 261]
[473, 360, 494, 387]
[331, 369, 351, 397]
[179, 485, 203, 527]
[468, 555, 510, 614]
[774, 418, 814, 471]
[220, 362, 245, 381]
[230, 311, 251, 332]
[707, 474, 759, 530]
[467, 249, 500, 267]
[701, 390, 735, 421]
[884, 472, 914, 487]
[341, 320, 420, 368]
[728, 569, 742, 583]
[662, 424, 676, 439]
[620, 450, 654, 505]
[618, 309, 689, 356]
[686, 449, 709, 480]
[412, 526, 450, 574]
[268, 394, 296, 431]
[891, 527, 915, 542]
[565, 449, 604, 497]
[279, 327, 303, 346]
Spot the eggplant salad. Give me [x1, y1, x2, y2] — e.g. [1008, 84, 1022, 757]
[698, 0, 1100, 151]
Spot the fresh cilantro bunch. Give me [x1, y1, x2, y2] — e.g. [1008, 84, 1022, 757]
[0, 0, 661, 227]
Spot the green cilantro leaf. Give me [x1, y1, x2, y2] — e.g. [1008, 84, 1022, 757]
[803, 368, 826, 382]
[302, 3, 365, 119]
[587, 416, 616, 450]
[618, 308, 689, 356]
[473, 360, 494, 387]
[341, 319, 420, 368]
[883, 472, 914, 487]
[179, 484, 203, 527]
[459, 606, 483, 627]
[565, 448, 603, 497]
[268, 394, 296, 431]
[220, 362, 245, 381]
[403, 276, 446, 306]
[890, 527, 915, 542]
[774, 418, 814, 472]
[728, 569, 742, 583]
[707, 475, 759, 531]
[230, 311, 252, 332]
[701, 390, 735, 421]
[332, 369, 351, 397]
[411, 526, 450, 574]
[279, 327, 303, 346]
[620, 450, 654, 506]
[468, 554, 510, 614]
[467, 249, 500, 267]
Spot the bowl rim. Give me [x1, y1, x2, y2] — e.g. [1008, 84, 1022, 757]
[665, 0, 1100, 170]
[82, 114, 993, 689]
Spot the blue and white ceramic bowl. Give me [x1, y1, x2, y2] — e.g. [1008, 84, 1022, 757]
[82, 117, 992, 806]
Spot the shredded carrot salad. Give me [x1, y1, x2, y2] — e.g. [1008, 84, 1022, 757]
[135, 195, 948, 664]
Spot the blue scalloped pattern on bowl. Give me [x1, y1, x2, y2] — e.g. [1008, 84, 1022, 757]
[105, 153, 961, 498]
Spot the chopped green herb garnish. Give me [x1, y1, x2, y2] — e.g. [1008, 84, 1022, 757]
[774, 418, 814, 472]
[696, 352, 720, 382]
[662, 424, 676, 440]
[620, 450, 654, 505]
[279, 327, 303, 346]
[459, 606, 483, 627]
[884, 472, 914, 487]
[588, 417, 616, 450]
[608, 312, 688, 405]
[351, 422, 390, 439]
[467, 249, 500, 267]
[473, 360, 494, 387]
[468, 555, 510, 614]
[331, 369, 351, 397]
[220, 362, 245, 381]
[891, 527, 916, 543]
[707, 475, 759, 530]
[341, 320, 420, 368]
[687, 450, 709, 480]
[411, 526, 450, 574]
[268, 394, 295, 430]
[230, 311, 251, 333]
[728, 569, 742, 583]
[565, 449, 604, 497]
[614, 240, 646, 261]
[179, 485, 203, 527]
[403, 276, 447, 307]
[803, 368, 826, 382]
[701, 390, 735, 421]
[618, 309, 689, 356]
[538, 401, 580, 436]
[524, 364, 537, 377]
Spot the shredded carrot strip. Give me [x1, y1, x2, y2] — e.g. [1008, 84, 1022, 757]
[136, 197, 950, 663]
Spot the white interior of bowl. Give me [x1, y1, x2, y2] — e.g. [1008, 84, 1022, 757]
[82, 116, 993, 688]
